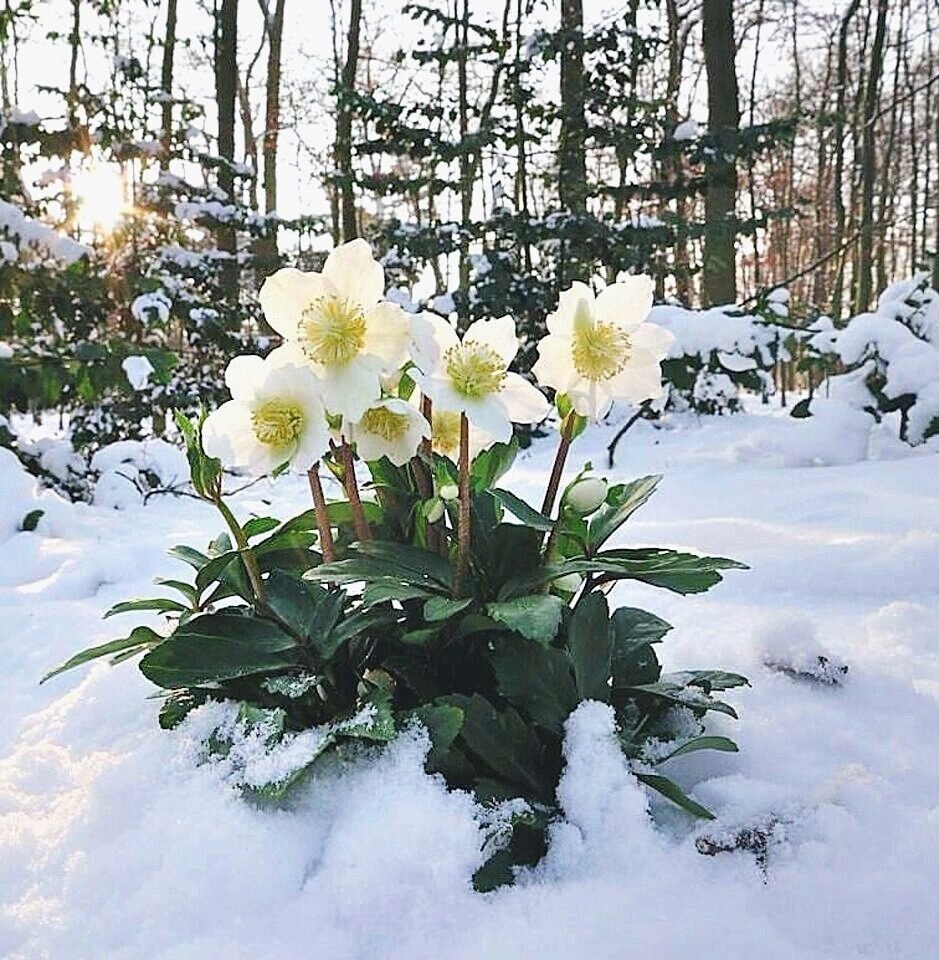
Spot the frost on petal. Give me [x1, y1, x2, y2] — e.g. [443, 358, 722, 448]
[224, 354, 267, 401]
[464, 315, 518, 368]
[323, 238, 385, 307]
[593, 276, 654, 331]
[363, 301, 411, 370]
[499, 373, 550, 425]
[259, 268, 331, 340]
[548, 281, 594, 335]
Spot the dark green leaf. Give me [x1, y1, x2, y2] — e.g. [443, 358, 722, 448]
[492, 635, 576, 735]
[635, 772, 715, 820]
[139, 612, 298, 689]
[424, 596, 473, 622]
[567, 592, 612, 702]
[586, 475, 661, 552]
[262, 570, 320, 639]
[625, 679, 739, 719]
[486, 595, 564, 644]
[491, 488, 554, 531]
[42, 625, 162, 683]
[20, 508, 43, 531]
[683, 670, 750, 692]
[470, 439, 518, 490]
[657, 735, 739, 763]
[103, 597, 188, 619]
[242, 516, 280, 539]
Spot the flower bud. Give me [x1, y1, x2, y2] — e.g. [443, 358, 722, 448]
[438, 483, 459, 502]
[563, 476, 608, 516]
[423, 497, 445, 524]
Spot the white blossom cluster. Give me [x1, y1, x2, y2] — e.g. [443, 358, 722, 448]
[202, 239, 673, 474]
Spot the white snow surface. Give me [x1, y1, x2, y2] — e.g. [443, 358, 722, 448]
[2, 404, 939, 959]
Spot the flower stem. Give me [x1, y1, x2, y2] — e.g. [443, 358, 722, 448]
[307, 464, 336, 563]
[454, 412, 471, 598]
[339, 440, 371, 542]
[541, 429, 572, 517]
[214, 496, 266, 602]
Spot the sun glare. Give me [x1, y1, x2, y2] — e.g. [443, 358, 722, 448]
[73, 163, 128, 234]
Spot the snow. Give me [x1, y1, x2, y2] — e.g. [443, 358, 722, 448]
[672, 119, 700, 141]
[2, 405, 939, 958]
[0, 199, 91, 264]
[121, 355, 156, 391]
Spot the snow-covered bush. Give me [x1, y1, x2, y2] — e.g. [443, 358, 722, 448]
[824, 274, 939, 444]
[47, 241, 746, 891]
[652, 290, 791, 414]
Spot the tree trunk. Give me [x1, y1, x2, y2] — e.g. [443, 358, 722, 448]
[159, 0, 177, 171]
[832, 0, 861, 319]
[701, 0, 740, 306]
[336, 0, 362, 243]
[854, 0, 888, 312]
[214, 0, 238, 303]
[558, 0, 588, 283]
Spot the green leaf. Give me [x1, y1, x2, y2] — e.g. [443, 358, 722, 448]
[242, 516, 281, 539]
[41, 626, 162, 683]
[683, 670, 750, 692]
[103, 597, 188, 619]
[470, 439, 518, 490]
[353, 540, 453, 588]
[158, 689, 208, 730]
[492, 635, 577, 735]
[139, 612, 298, 689]
[491, 488, 554, 531]
[586, 475, 661, 552]
[610, 607, 668, 687]
[634, 772, 715, 820]
[611, 606, 672, 644]
[657, 735, 739, 763]
[262, 571, 320, 639]
[305, 589, 346, 659]
[20, 508, 43, 532]
[424, 596, 473, 622]
[625, 679, 739, 719]
[410, 702, 464, 768]
[168, 544, 210, 571]
[486, 595, 564, 644]
[567, 592, 612, 702]
[445, 694, 548, 801]
[153, 578, 199, 604]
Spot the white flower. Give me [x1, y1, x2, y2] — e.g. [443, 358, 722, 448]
[259, 239, 411, 422]
[411, 313, 549, 443]
[428, 406, 493, 461]
[346, 397, 431, 466]
[202, 354, 328, 475]
[532, 276, 674, 421]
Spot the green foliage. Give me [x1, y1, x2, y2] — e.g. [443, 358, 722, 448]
[46, 439, 746, 889]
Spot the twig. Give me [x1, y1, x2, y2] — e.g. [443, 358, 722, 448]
[307, 464, 336, 562]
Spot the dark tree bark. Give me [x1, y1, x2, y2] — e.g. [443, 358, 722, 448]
[701, 0, 740, 306]
[262, 0, 286, 217]
[335, 0, 362, 243]
[214, 0, 238, 303]
[558, 0, 588, 283]
[855, 0, 888, 312]
[159, 0, 177, 171]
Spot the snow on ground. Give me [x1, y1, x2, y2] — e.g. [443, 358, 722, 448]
[1, 402, 938, 960]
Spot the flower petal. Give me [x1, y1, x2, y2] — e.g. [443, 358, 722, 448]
[323, 238, 385, 306]
[532, 334, 578, 394]
[410, 312, 460, 374]
[224, 354, 267, 401]
[464, 315, 518, 367]
[462, 396, 513, 443]
[593, 275, 654, 331]
[202, 400, 250, 465]
[499, 373, 550, 425]
[363, 301, 411, 370]
[629, 320, 675, 358]
[259, 268, 332, 340]
[547, 282, 594, 335]
[319, 360, 383, 422]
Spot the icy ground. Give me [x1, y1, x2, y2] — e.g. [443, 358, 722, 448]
[1, 403, 938, 960]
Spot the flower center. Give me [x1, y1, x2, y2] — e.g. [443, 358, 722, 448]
[432, 409, 461, 457]
[358, 405, 410, 443]
[251, 399, 305, 448]
[571, 320, 631, 382]
[299, 296, 367, 368]
[444, 342, 506, 398]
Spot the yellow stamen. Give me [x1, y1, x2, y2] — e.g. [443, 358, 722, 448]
[432, 409, 462, 458]
[445, 342, 506, 398]
[571, 319, 631, 382]
[359, 405, 410, 442]
[251, 398, 305, 447]
[299, 296, 367, 367]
